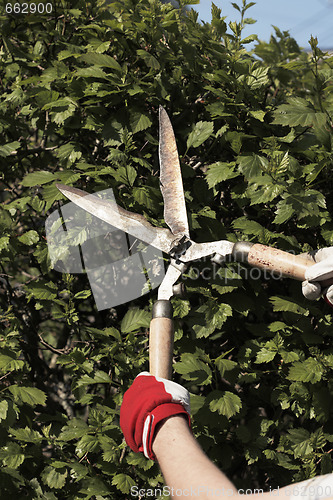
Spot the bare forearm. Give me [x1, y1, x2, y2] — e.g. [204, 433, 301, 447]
[152, 415, 237, 499]
[152, 416, 311, 500]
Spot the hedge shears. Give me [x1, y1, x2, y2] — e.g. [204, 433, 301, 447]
[56, 107, 331, 380]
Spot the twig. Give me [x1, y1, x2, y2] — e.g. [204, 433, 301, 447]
[38, 334, 71, 355]
[0, 371, 12, 382]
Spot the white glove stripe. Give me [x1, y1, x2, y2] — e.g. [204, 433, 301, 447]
[142, 414, 152, 459]
[136, 372, 191, 415]
[156, 376, 191, 415]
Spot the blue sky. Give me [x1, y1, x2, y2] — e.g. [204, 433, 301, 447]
[190, 0, 333, 50]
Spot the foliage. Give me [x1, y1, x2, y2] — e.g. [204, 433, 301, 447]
[1, 0, 333, 496]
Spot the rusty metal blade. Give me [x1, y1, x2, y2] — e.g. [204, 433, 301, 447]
[56, 184, 175, 254]
[159, 106, 190, 237]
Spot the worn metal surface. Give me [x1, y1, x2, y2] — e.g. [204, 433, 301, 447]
[157, 260, 186, 300]
[159, 106, 190, 238]
[180, 240, 234, 263]
[56, 184, 236, 265]
[56, 184, 175, 254]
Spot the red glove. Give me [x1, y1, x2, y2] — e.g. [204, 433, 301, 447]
[120, 372, 191, 460]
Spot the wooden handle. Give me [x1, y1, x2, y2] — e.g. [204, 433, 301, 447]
[233, 242, 333, 287]
[149, 301, 174, 380]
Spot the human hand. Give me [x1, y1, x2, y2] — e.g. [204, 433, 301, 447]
[302, 247, 333, 306]
[120, 372, 191, 460]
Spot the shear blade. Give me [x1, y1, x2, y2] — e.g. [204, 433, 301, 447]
[55, 184, 175, 255]
[159, 106, 190, 238]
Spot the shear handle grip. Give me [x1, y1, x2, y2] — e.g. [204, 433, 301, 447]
[149, 300, 174, 380]
[233, 242, 333, 287]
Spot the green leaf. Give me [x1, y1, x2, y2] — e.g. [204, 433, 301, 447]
[9, 426, 43, 443]
[187, 121, 214, 149]
[105, 165, 136, 186]
[76, 435, 100, 457]
[78, 477, 110, 497]
[112, 473, 136, 494]
[0, 236, 10, 252]
[209, 391, 242, 418]
[25, 281, 57, 301]
[205, 162, 238, 189]
[237, 154, 267, 178]
[133, 186, 158, 210]
[75, 66, 110, 79]
[129, 111, 152, 134]
[18, 230, 39, 245]
[249, 110, 266, 122]
[287, 428, 313, 458]
[21, 171, 55, 187]
[270, 296, 308, 315]
[0, 141, 20, 157]
[173, 299, 191, 318]
[74, 290, 92, 299]
[255, 345, 277, 364]
[41, 465, 68, 489]
[174, 353, 212, 385]
[193, 303, 232, 338]
[0, 442, 25, 468]
[42, 183, 65, 210]
[0, 400, 8, 422]
[232, 216, 266, 237]
[42, 97, 78, 112]
[99, 435, 118, 463]
[0, 352, 24, 372]
[244, 1, 256, 10]
[56, 142, 82, 164]
[246, 66, 268, 88]
[241, 34, 258, 45]
[321, 453, 333, 475]
[137, 50, 160, 70]
[247, 177, 285, 205]
[215, 356, 237, 377]
[75, 370, 112, 388]
[126, 452, 154, 470]
[273, 98, 327, 128]
[78, 52, 122, 71]
[58, 419, 89, 441]
[280, 350, 299, 364]
[276, 453, 300, 470]
[44, 98, 77, 125]
[121, 308, 151, 333]
[8, 385, 47, 406]
[288, 358, 323, 384]
[57, 172, 82, 186]
[273, 199, 295, 224]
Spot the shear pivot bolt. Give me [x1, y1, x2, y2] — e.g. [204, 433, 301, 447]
[172, 283, 186, 297]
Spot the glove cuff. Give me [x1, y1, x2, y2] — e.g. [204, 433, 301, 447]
[141, 403, 191, 460]
[324, 293, 333, 308]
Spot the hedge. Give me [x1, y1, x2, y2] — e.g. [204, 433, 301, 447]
[1, 0, 333, 497]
